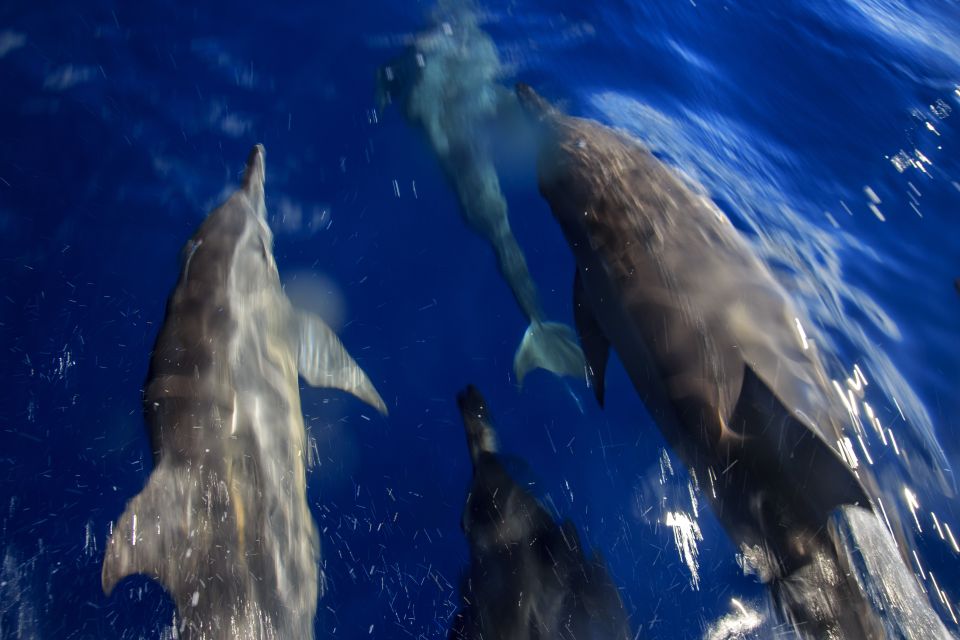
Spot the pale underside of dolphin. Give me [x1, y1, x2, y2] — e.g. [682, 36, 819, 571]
[376, 5, 585, 386]
[101, 145, 387, 639]
[515, 84, 952, 639]
[451, 385, 633, 640]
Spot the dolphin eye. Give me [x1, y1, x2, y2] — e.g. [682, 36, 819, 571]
[258, 237, 269, 262]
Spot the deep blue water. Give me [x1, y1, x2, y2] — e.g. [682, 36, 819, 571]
[1, 0, 959, 638]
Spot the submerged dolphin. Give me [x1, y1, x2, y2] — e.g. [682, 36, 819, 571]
[516, 84, 952, 638]
[376, 5, 585, 385]
[450, 385, 632, 640]
[101, 145, 387, 639]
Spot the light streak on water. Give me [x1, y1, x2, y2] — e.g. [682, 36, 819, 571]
[930, 572, 945, 605]
[945, 599, 958, 625]
[665, 511, 703, 590]
[705, 598, 763, 640]
[853, 363, 867, 385]
[876, 496, 895, 538]
[688, 472, 699, 518]
[889, 428, 901, 456]
[932, 512, 945, 540]
[793, 317, 809, 350]
[863, 401, 889, 445]
[904, 486, 922, 532]
[659, 448, 674, 485]
[868, 203, 886, 222]
[833, 379, 855, 415]
[891, 396, 906, 422]
[945, 523, 960, 553]
[913, 549, 927, 581]
[847, 389, 860, 418]
[856, 434, 873, 465]
[838, 437, 860, 470]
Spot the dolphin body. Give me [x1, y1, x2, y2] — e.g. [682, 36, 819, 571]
[515, 85, 952, 638]
[101, 145, 387, 639]
[376, 4, 585, 385]
[450, 385, 633, 640]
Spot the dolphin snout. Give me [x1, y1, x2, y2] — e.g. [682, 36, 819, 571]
[243, 144, 266, 192]
[515, 83, 550, 117]
[241, 144, 267, 218]
[457, 384, 487, 422]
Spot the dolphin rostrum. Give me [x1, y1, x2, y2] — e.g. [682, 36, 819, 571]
[376, 4, 585, 386]
[515, 84, 952, 638]
[101, 145, 387, 639]
[450, 385, 633, 640]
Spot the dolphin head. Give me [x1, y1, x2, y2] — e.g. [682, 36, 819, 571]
[515, 83, 554, 120]
[513, 85, 595, 249]
[198, 144, 278, 295]
[179, 144, 279, 296]
[237, 144, 280, 291]
[457, 385, 498, 463]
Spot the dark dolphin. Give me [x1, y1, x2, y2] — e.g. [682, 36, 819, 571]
[515, 84, 952, 638]
[449, 384, 633, 640]
[101, 145, 387, 639]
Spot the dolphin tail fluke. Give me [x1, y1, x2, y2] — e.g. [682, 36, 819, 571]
[296, 311, 388, 416]
[513, 321, 586, 387]
[102, 466, 182, 598]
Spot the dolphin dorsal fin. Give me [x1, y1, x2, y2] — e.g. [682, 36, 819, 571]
[296, 311, 388, 416]
[735, 365, 870, 516]
[573, 269, 610, 407]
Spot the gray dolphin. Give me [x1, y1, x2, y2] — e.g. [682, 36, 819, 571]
[376, 4, 585, 385]
[515, 84, 952, 639]
[101, 145, 387, 639]
[450, 385, 633, 640]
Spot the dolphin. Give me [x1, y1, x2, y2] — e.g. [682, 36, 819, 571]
[449, 385, 633, 640]
[101, 145, 387, 639]
[376, 4, 585, 386]
[515, 84, 952, 638]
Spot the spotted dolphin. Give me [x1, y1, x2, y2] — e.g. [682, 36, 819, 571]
[376, 5, 585, 386]
[515, 84, 952, 638]
[101, 145, 387, 639]
[450, 385, 633, 640]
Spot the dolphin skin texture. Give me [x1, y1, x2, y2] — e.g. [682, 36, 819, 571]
[516, 84, 952, 639]
[101, 145, 387, 639]
[376, 4, 585, 386]
[449, 385, 633, 640]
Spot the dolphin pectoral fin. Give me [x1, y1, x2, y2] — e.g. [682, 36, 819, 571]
[573, 269, 610, 407]
[296, 311, 388, 416]
[735, 365, 870, 517]
[102, 466, 183, 599]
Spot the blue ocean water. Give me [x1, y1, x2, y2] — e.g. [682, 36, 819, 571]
[1, 0, 958, 638]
